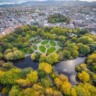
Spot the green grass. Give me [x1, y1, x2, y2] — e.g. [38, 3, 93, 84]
[33, 45, 37, 50]
[41, 40, 49, 45]
[39, 46, 46, 53]
[50, 41, 56, 46]
[47, 47, 56, 54]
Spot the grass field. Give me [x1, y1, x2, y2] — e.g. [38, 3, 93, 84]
[50, 41, 56, 46]
[39, 46, 46, 53]
[47, 47, 56, 54]
[41, 40, 49, 45]
[31, 40, 61, 54]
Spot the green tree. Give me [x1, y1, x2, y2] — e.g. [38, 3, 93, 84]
[77, 43, 90, 56]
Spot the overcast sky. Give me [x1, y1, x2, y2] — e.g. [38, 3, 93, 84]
[0, 0, 96, 5]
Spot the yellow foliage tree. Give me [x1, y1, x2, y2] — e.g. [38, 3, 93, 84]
[54, 78, 63, 88]
[78, 71, 90, 82]
[61, 81, 72, 95]
[70, 88, 77, 96]
[31, 53, 36, 60]
[26, 71, 38, 84]
[59, 74, 68, 82]
[0, 71, 4, 80]
[16, 79, 30, 87]
[46, 88, 53, 96]
[39, 62, 53, 74]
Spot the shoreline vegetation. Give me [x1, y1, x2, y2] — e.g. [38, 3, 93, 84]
[0, 25, 96, 96]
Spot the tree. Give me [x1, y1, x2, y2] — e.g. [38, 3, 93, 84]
[0, 69, 21, 84]
[63, 50, 71, 59]
[26, 71, 38, 84]
[78, 36, 94, 44]
[9, 86, 22, 96]
[0, 52, 3, 59]
[53, 90, 63, 96]
[0, 71, 4, 80]
[71, 50, 79, 58]
[39, 54, 47, 63]
[59, 74, 68, 82]
[45, 88, 53, 95]
[74, 83, 96, 96]
[46, 52, 59, 64]
[77, 43, 90, 56]
[31, 53, 36, 60]
[41, 77, 52, 87]
[61, 81, 72, 95]
[48, 14, 70, 24]
[2, 62, 15, 69]
[79, 29, 89, 35]
[16, 79, 28, 87]
[54, 78, 63, 88]
[87, 53, 96, 73]
[39, 62, 53, 74]
[37, 69, 46, 79]
[4, 48, 24, 60]
[70, 88, 77, 96]
[78, 71, 90, 83]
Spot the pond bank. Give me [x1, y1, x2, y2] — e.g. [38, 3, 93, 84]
[55, 57, 87, 85]
[11, 56, 86, 85]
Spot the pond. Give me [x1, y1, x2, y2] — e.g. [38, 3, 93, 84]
[55, 57, 86, 85]
[12, 56, 86, 85]
[12, 56, 38, 70]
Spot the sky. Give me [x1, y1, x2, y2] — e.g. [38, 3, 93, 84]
[0, 0, 96, 5]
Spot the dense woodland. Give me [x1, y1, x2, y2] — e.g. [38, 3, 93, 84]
[0, 25, 96, 96]
[48, 14, 70, 24]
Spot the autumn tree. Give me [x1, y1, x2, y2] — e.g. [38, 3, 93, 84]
[46, 52, 59, 65]
[87, 53, 96, 73]
[0, 68, 21, 84]
[39, 62, 53, 74]
[61, 81, 72, 95]
[26, 71, 38, 84]
[0, 52, 3, 59]
[9, 86, 22, 96]
[78, 71, 90, 83]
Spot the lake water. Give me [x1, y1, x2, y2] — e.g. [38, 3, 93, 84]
[13, 56, 38, 70]
[13, 56, 86, 85]
[55, 57, 86, 85]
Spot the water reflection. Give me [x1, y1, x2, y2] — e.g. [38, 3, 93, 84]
[55, 57, 86, 85]
[12, 56, 38, 70]
[12, 56, 86, 85]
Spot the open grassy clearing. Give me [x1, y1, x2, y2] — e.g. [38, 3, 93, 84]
[47, 47, 56, 54]
[50, 41, 56, 46]
[39, 46, 46, 53]
[31, 39, 61, 54]
[41, 40, 49, 45]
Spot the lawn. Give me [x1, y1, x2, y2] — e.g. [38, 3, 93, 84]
[50, 41, 56, 46]
[39, 46, 46, 53]
[41, 40, 49, 45]
[31, 39, 61, 54]
[47, 47, 56, 54]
